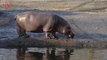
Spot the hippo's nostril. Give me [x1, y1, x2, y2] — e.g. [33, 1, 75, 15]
[68, 33, 74, 39]
[69, 35, 71, 38]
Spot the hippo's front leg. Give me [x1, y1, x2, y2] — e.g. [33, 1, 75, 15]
[45, 32, 52, 39]
[51, 32, 58, 39]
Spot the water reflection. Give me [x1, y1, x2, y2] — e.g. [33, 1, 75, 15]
[16, 48, 73, 60]
[17, 48, 26, 60]
[0, 48, 107, 60]
[88, 49, 96, 60]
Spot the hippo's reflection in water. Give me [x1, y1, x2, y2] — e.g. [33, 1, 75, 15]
[16, 48, 74, 60]
[17, 48, 26, 60]
[47, 49, 73, 60]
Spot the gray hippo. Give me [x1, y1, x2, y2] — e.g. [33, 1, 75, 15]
[15, 12, 74, 39]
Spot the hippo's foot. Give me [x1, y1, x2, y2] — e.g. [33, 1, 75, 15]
[18, 34, 30, 38]
[45, 32, 58, 39]
[51, 35, 58, 39]
[46, 36, 52, 39]
[46, 36, 58, 39]
[53, 36, 58, 39]
[50, 37, 58, 39]
[45, 36, 58, 39]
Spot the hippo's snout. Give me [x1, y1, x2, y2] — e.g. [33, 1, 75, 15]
[67, 33, 74, 39]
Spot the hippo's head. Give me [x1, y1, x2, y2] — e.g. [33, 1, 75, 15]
[63, 25, 74, 39]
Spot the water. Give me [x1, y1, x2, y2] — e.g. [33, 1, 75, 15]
[0, 48, 107, 60]
[0, 49, 17, 60]
[70, 49, 107, 60]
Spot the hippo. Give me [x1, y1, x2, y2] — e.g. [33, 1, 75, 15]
[15, 12, 74, 39]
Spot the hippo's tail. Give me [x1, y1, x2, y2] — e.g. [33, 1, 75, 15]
[14, 15, 17, 21]
[15, 16, 20, 29]
[14, 18, 16, 22]
[15, 16, 19, 24]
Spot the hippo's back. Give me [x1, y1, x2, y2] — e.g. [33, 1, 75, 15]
[16, 12, 68, 32]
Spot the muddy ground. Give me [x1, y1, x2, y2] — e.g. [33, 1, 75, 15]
[0, 10, 107, 40]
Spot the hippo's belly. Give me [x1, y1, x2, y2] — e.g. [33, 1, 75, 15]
[25, 24, 43, 32]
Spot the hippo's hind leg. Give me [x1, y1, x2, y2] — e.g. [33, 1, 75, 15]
[16, 24, 29, 38]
